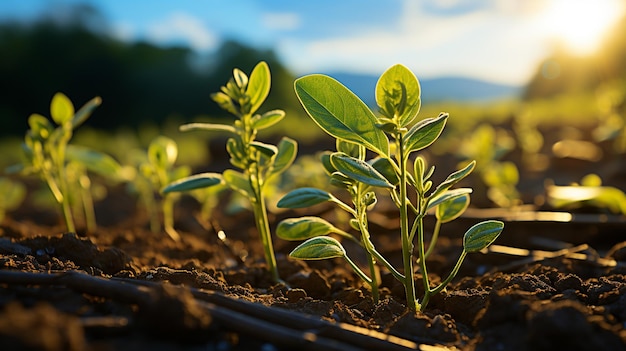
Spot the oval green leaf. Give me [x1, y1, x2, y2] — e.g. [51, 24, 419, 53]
[463, 220, 504, 253]
[429, 160, 476, 200]
[276, 216, 341, 241]
[66, 145, 123, 178]
[404, 113, 448, 154]
[436, 193, 470, 223]
[180, 123, 236, 134]
[72, 96, 102, 129]
[375, 64, 421, 127]
[251, 109, 285, 130]
[277, 187, 333, 209]
[294, 74, 389, 156]
[50, 92, 74, 125]
[289, 236, 346, 260]
[426, 188, 473, 212]
[148, 136, 178, 169]
[251, 141, 278, 159]
[370, 157, 399, 185]
[162, 172, 224, 193]
[223, 169, 253, 198]
[268, 137, 297, 177]
[247, 61, 271, 115]
[330, 153, 394, 189]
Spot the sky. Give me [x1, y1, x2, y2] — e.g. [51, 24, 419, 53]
[1, 0, 624, 86]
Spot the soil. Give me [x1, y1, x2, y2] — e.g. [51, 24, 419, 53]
[2, 133, 626, 351]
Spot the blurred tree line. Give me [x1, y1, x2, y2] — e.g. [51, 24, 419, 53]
[0, 4, 301, 137]
[524, 13, 626, 100]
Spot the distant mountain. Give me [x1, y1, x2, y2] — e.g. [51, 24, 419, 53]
[325, 72, 522, 105]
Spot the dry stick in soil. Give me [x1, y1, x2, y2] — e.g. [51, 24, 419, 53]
[0, 270, 424, 351]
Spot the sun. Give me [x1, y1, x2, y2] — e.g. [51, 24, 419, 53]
[539, 0, 624, 55]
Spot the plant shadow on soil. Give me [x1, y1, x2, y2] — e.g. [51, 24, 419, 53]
[2, 134, 626, 350]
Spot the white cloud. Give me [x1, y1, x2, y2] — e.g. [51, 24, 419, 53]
[278, 0, 549, 84]
[261, 12, 301, 31]
[147, 12, 218, 51]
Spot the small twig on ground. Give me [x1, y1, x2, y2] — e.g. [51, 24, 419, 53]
[0, 270, 427, 351]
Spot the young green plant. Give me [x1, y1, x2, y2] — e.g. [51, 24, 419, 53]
[12, 93, 123, 232]
[163, 61, 297, 283]
[277, 64, 504, 311]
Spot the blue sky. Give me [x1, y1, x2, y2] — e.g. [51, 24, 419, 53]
[1, 0, 624, 85]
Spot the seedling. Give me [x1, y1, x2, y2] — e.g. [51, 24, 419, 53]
[11, 93, 123, 232]
[163, 61, 298, 283]
[0, 177, 26, 223]
[277, 64, 503, 311]
[128, 136, 190, 241]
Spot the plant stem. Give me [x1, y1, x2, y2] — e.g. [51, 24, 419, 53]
[163, 195, 180, 241]
[398, 134, 417, 311]
[250, 166, 281, 283]
[79, 174, 97, 233]
[416, 218, 430, 311]
[424, 219, 442, 260]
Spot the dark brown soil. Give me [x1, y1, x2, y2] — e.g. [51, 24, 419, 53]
[2, 129, 626, 350]
[1, 185, 626, 351]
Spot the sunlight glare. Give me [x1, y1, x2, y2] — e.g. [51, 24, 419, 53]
[539, 0, 623, 55]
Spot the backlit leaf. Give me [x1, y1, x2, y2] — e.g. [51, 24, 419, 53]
[247, 61, 271, 115]
[71, 96, 102, 129]
[162, 172, 224, 193]
[295, 74, 389, 156]
[330, 153, 394, 189]
[463, 220, 504, 253]
[277, 187, 333, 208]
[268, 137, 297, 177]
[66, 145, 123, 178]
[289, 236, 346, 260]
[223, 169, 253, 198]
[251, 110, 285, 130]
[436, 193, 470, 223]
[429, 160, 476, 200]
[426, 188, 473, 212]
[50, 92, 74, 125]
[148, 136, 178, 169]
[404, 113, 448, 154]
[376, 64, 421, 127]
[179, 123, 236, 134]
[277, 216, 342, 241]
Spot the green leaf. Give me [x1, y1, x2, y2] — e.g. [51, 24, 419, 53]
[277, 187, 333, 208]
[162, 172, 224, 193]
[66, 145, 123, 179]
[370, 157, 399, 185]
[336, 139, 362, 159]
[463, 220, 504, 253]
[250, 141, 278, 159]
[28, 114, 53, 140]
[429, 160, 476, 200]
[276, 216, 343, 241]
[223, 169, 253, 198]
[247, 61, 271, 115]
[226, 137, 247, 169]
[179, 123, 236, 134]
[251, 110, 285, 130]
[375, 64, 421, 126]
[233, 68, 248, 88]
[404, 113, 448, 154]
[50, 92, 74, 125]
[268, 137, 297, 177]
[148, 136, 178, 169]
[330, 153, 394, 189]
[294, 74, 389, 156]
[436, 193, 470, 223]
[320, 151, 335, 175]
[71, 96, 102, 129]
[289, 236, 346, 260]
[426, 188, 473, 212]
